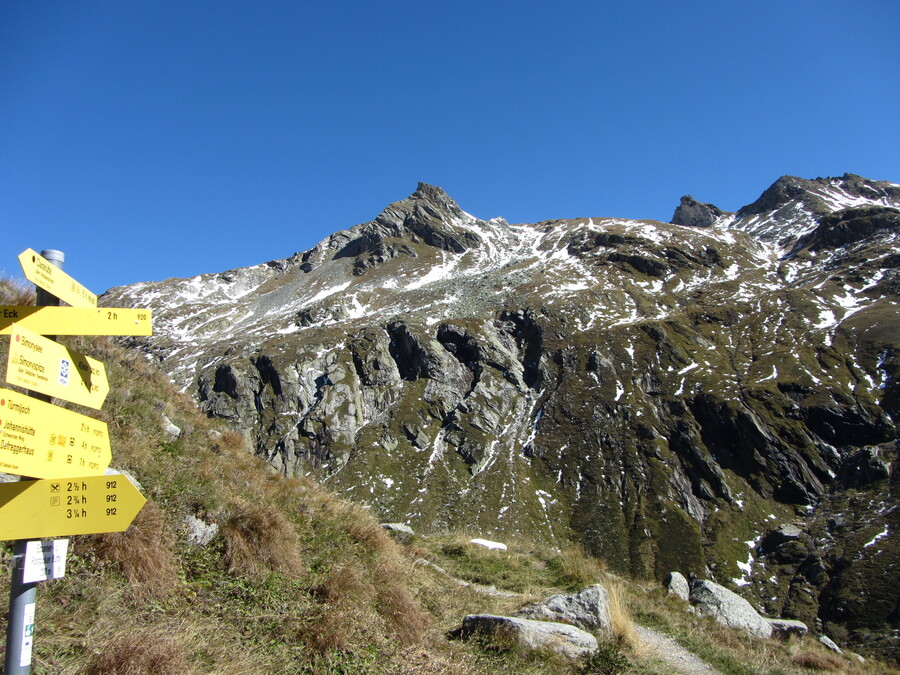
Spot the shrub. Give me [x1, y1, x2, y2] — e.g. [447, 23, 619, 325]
[222, 503, 304, 577]
[583, 642, 630, 674]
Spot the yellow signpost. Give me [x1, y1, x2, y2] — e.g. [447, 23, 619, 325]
[0, 387, 111, 479]
[0, 306, 152, 336]
[3, 248, 153, 674]
[6, 325, 109, 410]
[17, 249, 97, 309]
[0, 474, 146, 539]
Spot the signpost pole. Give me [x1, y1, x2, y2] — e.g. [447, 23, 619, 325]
[5, 249, 63, 674]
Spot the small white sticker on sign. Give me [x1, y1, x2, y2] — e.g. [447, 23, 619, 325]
[59, 357, 70, 386]
[23, 539, 69, 583]
[20, 601, 35, 667]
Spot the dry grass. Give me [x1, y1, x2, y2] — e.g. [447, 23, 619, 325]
[221, 502, 304, 577]
[790, 649, 848, 671]
[553, 543, 606, 590]
[373, 559, 433, 645]
[81, 500, 180, 603]
[82, 627, 193, 675]
[604, 579, 640, 650]
[0, 277, 35, 305]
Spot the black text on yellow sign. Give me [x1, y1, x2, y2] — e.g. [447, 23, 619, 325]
[0, 474, 146, 539]
[0, 306, 152, 336]
[6, 324, 109, 409]
[0, 387, 111, 479]
[17, 249, 97, 308]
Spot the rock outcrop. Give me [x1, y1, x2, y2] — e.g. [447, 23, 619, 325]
[515, 584, 612, 633]
[671, 195, 731, 228]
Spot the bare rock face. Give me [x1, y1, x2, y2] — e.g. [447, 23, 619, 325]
[104, 175, 900, 662]
[454, 614, 598, 659]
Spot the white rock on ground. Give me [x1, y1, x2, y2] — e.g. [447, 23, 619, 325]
[689, 579, 773, 639]
[184, 514, 219, 546]
[162, 415, 182, 440]
[665, 571, 691, 602]
[469, 538, 507, 550]
[817, 634, 843, 654]
[457, 614, 598, 659]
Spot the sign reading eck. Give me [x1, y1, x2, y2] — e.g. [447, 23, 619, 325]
[0, 388, 111, 479]
[17, 249, 97, 308]
[6, 325, 109, 409]
[0, 306, 152, 336]
[0, 475, 145, 539]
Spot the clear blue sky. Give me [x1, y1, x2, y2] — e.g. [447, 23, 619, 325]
[2, 1, 898, 295]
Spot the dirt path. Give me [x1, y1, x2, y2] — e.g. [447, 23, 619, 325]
[636, 625, 721, 675]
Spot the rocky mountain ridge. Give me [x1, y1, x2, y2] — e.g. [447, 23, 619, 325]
[105, 173, 899, 660]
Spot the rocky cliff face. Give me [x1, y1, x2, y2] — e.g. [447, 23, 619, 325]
[105, 174, 899, 660]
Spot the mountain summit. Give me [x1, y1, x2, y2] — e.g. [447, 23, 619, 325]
[106, 174, 900, 659]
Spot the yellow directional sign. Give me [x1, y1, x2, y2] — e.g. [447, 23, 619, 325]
[18, 249, 98, 308]
[6, 325, 109, 409]
[0, 306, 152, 336]
[0, 474, 145, 539]
[0, 388, 111, 479]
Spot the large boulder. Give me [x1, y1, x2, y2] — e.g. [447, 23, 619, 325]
[665, 572, 690, 602]
[454, 614, 598, 659]
[515, 584, 611, 633]
[689, 579, 773, 639]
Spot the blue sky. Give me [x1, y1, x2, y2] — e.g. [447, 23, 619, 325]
[2, 1, 898, 295]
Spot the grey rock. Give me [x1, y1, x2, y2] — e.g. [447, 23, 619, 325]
[689, 579, 773, 639]
[162, 415, 181, 440]
[515, 584, 611, 633]
[456, 614, 598, 659]
[381, 522, 414, 543]
[184, 514, 218, 546]
[672, 195, 731, 228]
[766, 618, 808, 638]
[665, 572, 690, 602]
[761, 524, 803, 553]
[817, 634, 843, 654]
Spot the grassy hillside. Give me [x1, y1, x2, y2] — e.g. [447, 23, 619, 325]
[0, 280, 895, 673]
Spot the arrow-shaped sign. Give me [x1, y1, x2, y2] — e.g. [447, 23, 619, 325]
[18, 249, 97, 308]
[0, 475, 145, 539]
[0, 306, 152, 336]
[0, 388, 111, 479]
[6, 324, 109, 409]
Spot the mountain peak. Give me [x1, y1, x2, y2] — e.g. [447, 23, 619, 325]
[376, 182, 470, 229]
